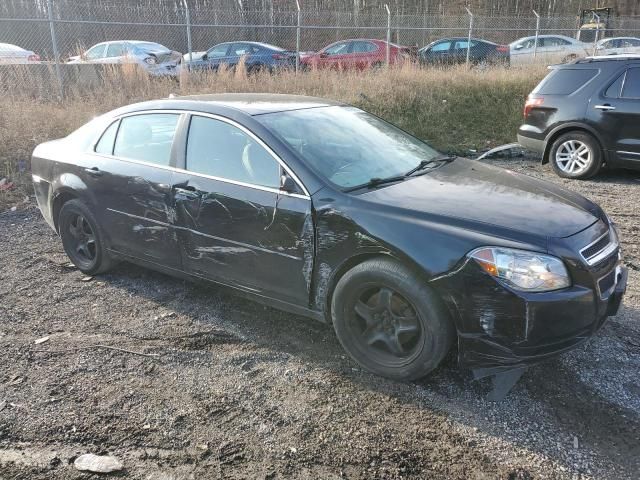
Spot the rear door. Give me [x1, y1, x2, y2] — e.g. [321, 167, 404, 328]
[89, 112, 184, 268]
[588, 65, 640, 166]
[349, 40, 380, 69]
[104, 42, 127, 63]
[170, 113, 313, 306]
[227, 42, 257, 69]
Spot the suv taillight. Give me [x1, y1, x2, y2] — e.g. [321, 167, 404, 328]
[496, 45, 509, 53]
[524, 96, 544, 118]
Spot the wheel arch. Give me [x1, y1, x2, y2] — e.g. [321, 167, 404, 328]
[51, 188, 80, 233]
[322, 251, 437, 324]
[542, 123, 608, 165]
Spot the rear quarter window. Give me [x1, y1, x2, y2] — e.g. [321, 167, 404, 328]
[533, 68, 598, 95]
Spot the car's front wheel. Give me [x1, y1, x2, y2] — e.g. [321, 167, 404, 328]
[549, 131, 603, 179]
[59, 199, 114, 275]
[331, 258, 455, 381]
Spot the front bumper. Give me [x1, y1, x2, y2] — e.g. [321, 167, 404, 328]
[432, 257, 627, 377]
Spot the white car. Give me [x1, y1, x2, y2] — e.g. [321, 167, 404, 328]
[594, 37, 640, 56]
[509, 35, 590, 65]
[0, 43, 40, 64]
[67, 41, 182, 76]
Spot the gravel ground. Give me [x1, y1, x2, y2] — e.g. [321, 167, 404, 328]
[0, 157, 639, 479]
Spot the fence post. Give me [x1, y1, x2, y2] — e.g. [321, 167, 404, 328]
[385, 4, 391, 66]
[183, 0, 193, 67]
[46, 0, 63, 99]
[465, 7, 473, 66]
[295, 0, 301, 73]
[593, 13, 601, 55]
[532, 10, 540, 59]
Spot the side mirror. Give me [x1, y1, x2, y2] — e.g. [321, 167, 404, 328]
[514, 45, 523, 50]
[280, 173, 299, 194]
[319, 52, 328, 58]
[202, 53, 208, 61]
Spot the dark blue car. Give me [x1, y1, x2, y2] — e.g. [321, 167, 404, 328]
[183, 41, 296, 72]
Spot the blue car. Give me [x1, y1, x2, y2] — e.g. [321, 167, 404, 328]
[183, 41, 296, 72]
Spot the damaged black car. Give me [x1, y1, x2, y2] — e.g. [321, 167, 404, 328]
[31, 93, 627, 382]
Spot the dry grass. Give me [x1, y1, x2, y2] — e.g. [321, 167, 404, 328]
[0, 62, 547, 209]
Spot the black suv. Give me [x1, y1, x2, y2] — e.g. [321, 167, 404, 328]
[518, 55, 640, 179]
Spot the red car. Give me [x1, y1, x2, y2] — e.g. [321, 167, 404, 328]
[301, 39, 410, 70]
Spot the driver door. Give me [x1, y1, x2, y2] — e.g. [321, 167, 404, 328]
[202, 43, 231, 71]
[170, 114, 313, 306]
[319, 41, 351, 69]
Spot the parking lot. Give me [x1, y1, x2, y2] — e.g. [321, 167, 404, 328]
[1, 157, 639, 479]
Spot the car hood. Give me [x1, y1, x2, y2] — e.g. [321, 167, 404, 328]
[359, 159, 602, 239]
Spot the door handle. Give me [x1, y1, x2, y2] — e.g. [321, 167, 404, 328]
[84, 167, 103, 177]
[171, 181, 197, 193]
[595, 104, 616, 111]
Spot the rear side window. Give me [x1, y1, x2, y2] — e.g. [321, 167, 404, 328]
[622, 68, 640, 98]
[533, 68, 598, 95]
[113, 113, 179, 166]
[94, 120, 119, 155]
[605, 72, 625, 98]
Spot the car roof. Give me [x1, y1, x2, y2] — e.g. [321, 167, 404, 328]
[121, 93, 345, 116]
[578, 54, 640, 62]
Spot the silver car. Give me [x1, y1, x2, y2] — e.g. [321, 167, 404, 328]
[594, 37, 640, 56]
[0, 43, 40, 64]
[509, 35, 590, 65]
[67, 41, 181, 76]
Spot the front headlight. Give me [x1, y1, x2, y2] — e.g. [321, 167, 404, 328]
[469, 247, 570, 292]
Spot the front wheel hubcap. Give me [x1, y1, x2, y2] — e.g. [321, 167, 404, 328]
[556, 140, 591, 175]
[350, 286, 422, 364]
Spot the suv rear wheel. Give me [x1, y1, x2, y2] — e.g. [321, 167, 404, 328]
[549, 131, 603, 179]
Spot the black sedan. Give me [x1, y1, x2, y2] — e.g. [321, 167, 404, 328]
[31, 94, 626, 381]
[184, 41, 296, 72]
[419, 37, 510, 66]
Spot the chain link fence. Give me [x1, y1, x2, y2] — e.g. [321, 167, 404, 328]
[2, 0, 640, 96]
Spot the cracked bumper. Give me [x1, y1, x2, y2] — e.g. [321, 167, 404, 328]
[432, 260, 627, 377]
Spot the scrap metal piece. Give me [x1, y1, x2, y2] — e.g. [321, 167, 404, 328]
[476, 143, 523, 161]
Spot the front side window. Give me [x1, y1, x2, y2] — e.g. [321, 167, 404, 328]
[186, 116, 280, 189]
[207, 44, 229, 58]
[430, 41, 451, 52]
[257, 106, 440, 189]
[113, 113, 179, 165]
[622, 68, 640, 98]
[84, 44, 106, 60]
[324, 42, 349, 55]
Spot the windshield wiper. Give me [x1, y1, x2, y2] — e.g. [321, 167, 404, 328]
[344, 175, 406, 192]
[405, 154, 456, 177]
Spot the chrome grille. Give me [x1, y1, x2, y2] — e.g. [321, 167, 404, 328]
[580, 229, 618, 266]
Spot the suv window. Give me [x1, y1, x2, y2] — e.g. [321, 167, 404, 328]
[186, 116, 280, 188]
[113, 114, 179, 165]
[622, 68, 640, 98]
[533, 68, 598, 95]
[95, 120, 119, 155]
[605, 71, 625, 98]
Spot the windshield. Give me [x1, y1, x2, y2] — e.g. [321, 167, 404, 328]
[256, 106, 440, 189]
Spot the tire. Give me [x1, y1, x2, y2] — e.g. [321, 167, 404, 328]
[331, 257, 455, 381]
[549, 131, 603, 179]
[58, 199, 114, 275]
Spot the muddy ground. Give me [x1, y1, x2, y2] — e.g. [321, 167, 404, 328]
[1, 158, 639, 480]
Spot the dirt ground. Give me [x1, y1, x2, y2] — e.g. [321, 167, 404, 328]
[1, 157, 639, 480]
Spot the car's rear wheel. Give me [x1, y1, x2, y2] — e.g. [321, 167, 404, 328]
[550, 131, 603, 179]
[59, 199, 114, 275]
[331, 258, 455, 381]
